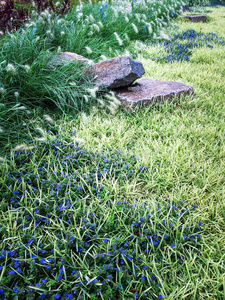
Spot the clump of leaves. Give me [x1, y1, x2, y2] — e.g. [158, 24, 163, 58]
[0, 0, 71, 35]
[0, 0, 29, 34]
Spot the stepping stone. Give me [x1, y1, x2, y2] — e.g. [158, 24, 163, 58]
[183, 15, 207, 22]
[113, 78, 194, 108]
[88, 56, 145, 89]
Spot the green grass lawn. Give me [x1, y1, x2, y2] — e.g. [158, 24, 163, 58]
[0, 4, 225, 300]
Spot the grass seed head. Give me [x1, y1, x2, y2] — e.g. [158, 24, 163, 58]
[77, 13, 83, 19]
[24, 64, 31, 73]
[85, 46, 92, 54]
[6, 63, 16, 75]
[14, 144, 35, 151]
[98, 21, 103, 28]
[124, 33, 129, 41]
[105, 92, 121, 106]
[81, 113, 89, 124]
[100, 55, 107, 60]
[89, 14, 95, 22]
[43, 115, 54, 124]
[93, 24, 100, 32]
[35, 137, 46, 142]
[83, 95, 89, 103]
[108, 103, 118, 115]
[36, 127, 46, 136]
[97, 98, 105, 107]
[148, 24, 152, 34]
[114, 32, 123, 46]
[87, 87, 99, 98]
[132, 23, 139, 33]
[72, 137, 85, 144]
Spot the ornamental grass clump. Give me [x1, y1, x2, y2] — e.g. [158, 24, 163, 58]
[62, 0, 183, 59]
[0, 101, 34, 149]
[0, 135, 202, 298]
[0, 27, 99, 124]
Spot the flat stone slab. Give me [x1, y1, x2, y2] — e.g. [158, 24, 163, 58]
[88, 56, 145, 89]
[183, 14, 207, 22]
[113, 78, 194, 107]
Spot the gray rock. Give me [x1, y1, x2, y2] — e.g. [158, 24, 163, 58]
[87, 56, 145, 89]
[113, 78, 194, 108]
[183, 14, 207, 22]
[47, 52, 91, 69]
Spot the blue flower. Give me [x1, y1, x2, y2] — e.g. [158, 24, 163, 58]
[0, 288, 5, 295]
[33, 27, 36, 37]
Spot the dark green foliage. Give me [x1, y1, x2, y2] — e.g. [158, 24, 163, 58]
[0, 0, 71, 35]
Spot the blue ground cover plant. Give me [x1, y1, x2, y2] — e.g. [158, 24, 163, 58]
[134, 27, 225, 63]
[0, 132, 202, 299]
